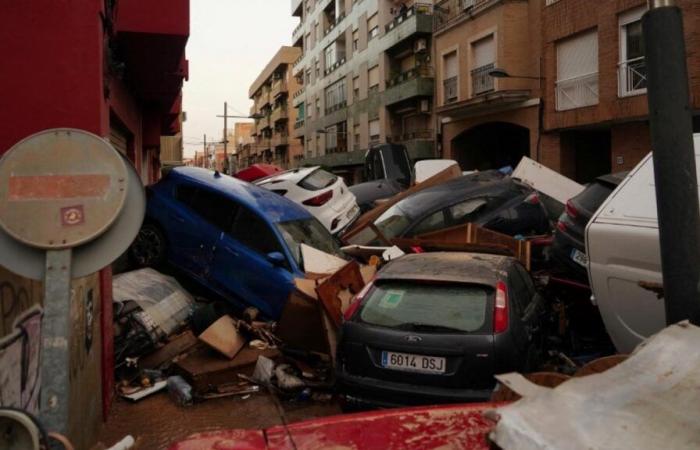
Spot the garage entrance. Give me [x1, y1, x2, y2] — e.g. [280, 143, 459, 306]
[451, 122, 530, 171]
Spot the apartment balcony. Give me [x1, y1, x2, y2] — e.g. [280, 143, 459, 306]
[301, 148, 366, 168]
[325, 100, 347, 116]
[384, 66, 435, 106]
[292, 54, 305, 77]
[443, 76, 458, 104]
[292, 21, 304, 43]
[324, 12, 347, 37]
[388, 130, 436, 159]
[434, 0, 500, 33]
[294, 119, 305, 129]
[292, 0, 302, 17]
[471, 63, 495, 96]
[271, 107, 289, 123]
[259, 90, 272, 108]
[259, 114, 272, 130]
[257, 137, 271, 152]
[556, 72, 599, 111]
[382, 3, 434, 52]
[618, 57, 647, 97]
[271, 133, 289, 148]
[271, 79, 288, 99]
[324, 54, 347, 76]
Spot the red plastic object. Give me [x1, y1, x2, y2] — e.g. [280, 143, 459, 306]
[234, 164, 283, 182]
[168, 402, 501, 450]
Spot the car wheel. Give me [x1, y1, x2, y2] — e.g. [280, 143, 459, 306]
[130, 223, 167, 268]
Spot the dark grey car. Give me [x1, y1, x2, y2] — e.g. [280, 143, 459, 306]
[337, 252, 545, 409]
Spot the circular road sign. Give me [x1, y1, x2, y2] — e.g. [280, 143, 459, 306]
[0, 129, 128, 250]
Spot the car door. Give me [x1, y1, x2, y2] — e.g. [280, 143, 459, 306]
[167, 184, 229, 277]
[210, 205, 295, 319]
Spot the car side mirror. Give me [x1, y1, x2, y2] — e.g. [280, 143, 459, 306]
[267, 251, 286, 267]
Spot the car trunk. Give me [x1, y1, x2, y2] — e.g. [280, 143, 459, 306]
[340, 281, 496, 390]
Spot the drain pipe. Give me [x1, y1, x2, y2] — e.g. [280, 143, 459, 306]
[643, 0, 700, 325]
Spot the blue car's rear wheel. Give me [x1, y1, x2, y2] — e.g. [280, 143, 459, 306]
[130, 223, 166, 267]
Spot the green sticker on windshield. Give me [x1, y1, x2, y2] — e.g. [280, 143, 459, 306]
[379, 290, 404, 309]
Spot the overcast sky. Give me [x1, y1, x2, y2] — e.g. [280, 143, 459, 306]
[182, 0, 298, 157]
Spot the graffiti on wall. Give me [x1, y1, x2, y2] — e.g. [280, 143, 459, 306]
[0, 305, 43, 414]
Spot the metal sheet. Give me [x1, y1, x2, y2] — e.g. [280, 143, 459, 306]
[0, 129, 128, 250]
[0, 153, 145, 280]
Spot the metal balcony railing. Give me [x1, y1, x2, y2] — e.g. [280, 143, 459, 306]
[386, 65, 434, 87]
[434, 0, 496, 32]
[271, 80, 288, 98]
[556, 72, 599, 111]
[471, 63, 495, 96]
[444, 76, 458, 103]
[325, 100, 347, 115]
[618, 57, 647, 97]
[324, 53, 347, 76]
[385, 3, 433, 33]
[294, 119, 305, 129]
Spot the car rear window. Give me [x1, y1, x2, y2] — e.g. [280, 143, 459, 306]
[574, 181, 614, 211]
[298, 169, 337, 191]
[276, 218, 342, 267]
[359, 282, 492, 333]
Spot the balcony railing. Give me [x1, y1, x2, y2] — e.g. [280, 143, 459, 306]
[271, 107, 289, 123]
[325, 100, 347, 115]
[272, 133, 289, 147]
[434, 0, 495, 32]
[556, 72, 599, 111]
[324, 54, 347, 76]
[293, 86, 305, 99]
[385, 3, 433, 32]
[387, 65, 434, 87]
[293, 21, 303, 41]
[294, 119, 305, 129]
[471, 63, 495, 96]
[444, 76, 458, 104]
[271, 80, 288, 98]
[324, 12, 347, 36]
[618, 57, 647, 97]
[389, 130, 435, 142]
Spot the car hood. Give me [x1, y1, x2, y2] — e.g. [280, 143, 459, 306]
[168, 402, 501, 450]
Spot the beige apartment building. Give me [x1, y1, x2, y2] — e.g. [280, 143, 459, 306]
[433, 0, 542, 172]
[291, 0, 437, 182]
[248, 46, 303, 169]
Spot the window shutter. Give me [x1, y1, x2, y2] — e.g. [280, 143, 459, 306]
[472, 35, 495, 68]
[444, 52, 458, 78]
[557, 29, 598, 81]
[369, 66, 379, 87]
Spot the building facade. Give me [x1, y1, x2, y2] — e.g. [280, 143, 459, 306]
[434, 0, 542, 172]
[291, 0, 438, 183]
[248, 46, 304, 169]
[540, 0, 700, 182]
[0, 0, 189, 446]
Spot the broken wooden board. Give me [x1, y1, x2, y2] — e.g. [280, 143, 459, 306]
[316, 261, 366, 328]
[276, 291, 330, 355]
[174, 347, 280, 394]
[396, 223, 532, 270]
[342, 164, 462, 244]
[301, 244, 348, 276]
[139, 330, 199, 370]
[198, 315, 246, 360]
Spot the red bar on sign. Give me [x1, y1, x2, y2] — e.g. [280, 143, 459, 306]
[8, 175, 111, 200]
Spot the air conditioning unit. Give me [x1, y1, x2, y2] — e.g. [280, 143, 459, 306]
[462, 0, 475, 10]
[420, 99, 431, 113]
[414, 38, 428, 53]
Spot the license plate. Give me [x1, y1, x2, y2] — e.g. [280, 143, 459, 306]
[381, 351, 446, 374]
[571, 248, 588, 267]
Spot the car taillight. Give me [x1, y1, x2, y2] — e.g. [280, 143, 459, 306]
[302, 190, 333, 207]
[344, 281, 374, 321]
[524, 192, 540, 205]
[565, 200, 578, 219]
[494, 281, 509, 334]
[556, 220, 568, 233]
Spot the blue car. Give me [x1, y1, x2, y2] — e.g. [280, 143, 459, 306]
[129, 167, 342, 319]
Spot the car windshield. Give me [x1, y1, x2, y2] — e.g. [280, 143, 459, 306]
[360, 281, 492, 333]
[298, 168, 337, 190]
[276, 218, 342, 268]
[373, 203, 413, 241]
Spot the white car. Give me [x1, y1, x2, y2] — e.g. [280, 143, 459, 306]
[256, 166, 360, 235]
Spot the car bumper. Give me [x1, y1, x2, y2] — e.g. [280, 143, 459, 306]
[551, 232, 588, 280]
[332, 205, 361, 236]
[337, 370, 494, 409]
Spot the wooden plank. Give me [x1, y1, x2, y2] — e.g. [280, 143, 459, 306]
[316, 261, 366, 328]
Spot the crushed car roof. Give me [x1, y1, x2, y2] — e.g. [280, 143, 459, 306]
[376, 252, 513, 285]
[168, 167, 311, 223]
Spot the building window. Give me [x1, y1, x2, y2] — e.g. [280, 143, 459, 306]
[305, 68, 311, 85]
[353, 29, 359, 51]
[326, 125, 338, 152]
[556, 29, 599, 111]
[307, 101, 313, 119]
[325, 44, 336, 70]
[619, 7, 647, 97]
[315, 60, 320, 78]
[353, 76, 360, 99]
[325, 78, 347, 114]
[316, 98, 321, 116]
[368, 65, 379, 93]
[443, 51, 458, 104]
[471, 35, 495, 96]
[353, 123, 360, 151]
[369, 119, 380, 143]
[368, 13, 379, 40]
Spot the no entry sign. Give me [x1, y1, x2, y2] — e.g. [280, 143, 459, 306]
[0, 129, 128, 249]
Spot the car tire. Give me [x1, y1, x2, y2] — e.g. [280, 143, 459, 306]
[129, 223, 167, 268]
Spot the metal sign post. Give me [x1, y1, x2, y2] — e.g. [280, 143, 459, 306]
[0, 129, 145, 435]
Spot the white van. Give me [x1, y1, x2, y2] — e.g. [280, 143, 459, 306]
[586, 134, 700, 353]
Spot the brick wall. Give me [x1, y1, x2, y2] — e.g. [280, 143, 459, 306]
[611, 121, 651, 172]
